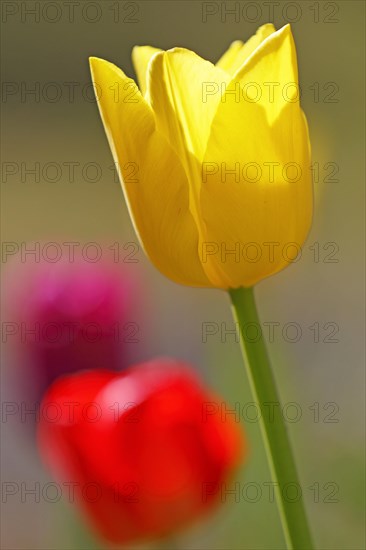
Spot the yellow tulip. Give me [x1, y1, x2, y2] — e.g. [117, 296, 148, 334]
[89, 23, 312, 289]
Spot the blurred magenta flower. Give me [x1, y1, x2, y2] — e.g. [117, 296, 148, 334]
[38, 359, 245, 544]
[3, 254, 141, 397]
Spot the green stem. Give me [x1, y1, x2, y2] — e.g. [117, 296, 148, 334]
[229, 286, 313, 550]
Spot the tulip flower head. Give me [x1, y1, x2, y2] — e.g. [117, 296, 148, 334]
[3, 256, 138, 399]
[38, 359, 245, 544]
[90, 23, 312, 289]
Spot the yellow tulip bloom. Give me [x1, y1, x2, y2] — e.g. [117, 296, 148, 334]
[89, 23, 312, 289]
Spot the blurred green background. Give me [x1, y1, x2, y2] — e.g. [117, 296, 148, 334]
[1, 1, 365, 549]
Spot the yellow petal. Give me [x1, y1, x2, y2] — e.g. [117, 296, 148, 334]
[132, 45, 162, 96]
[216, 24, 275, 76]
[215, 40, 243, 73]
[234, 24, 299, 126]
[200, 27, 312, 289]
[89, 57, 210, 287]
[147, 47, 230, 246]
[148, 48, 230, 164]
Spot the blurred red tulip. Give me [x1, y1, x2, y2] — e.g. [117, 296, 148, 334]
[38, 359, 245, 544]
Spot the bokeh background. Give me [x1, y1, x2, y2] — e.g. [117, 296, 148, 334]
[1, 1, 365, 549]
